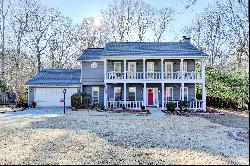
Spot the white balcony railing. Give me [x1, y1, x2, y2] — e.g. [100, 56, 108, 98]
[107, 72, 124, 80]
[107, 101, 144, 109]
[106, 71, 202, 80]
[145, 72, 161, 80]
[126, 72, 144, 79]
[183, 72, 202, 80]
[164, 72, 181, 80]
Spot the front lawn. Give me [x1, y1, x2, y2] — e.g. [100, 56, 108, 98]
[0, 109, 248, 165]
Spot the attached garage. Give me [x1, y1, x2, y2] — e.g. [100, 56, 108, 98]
[26, 69, 81, 107]
[34, 87, 78, 107]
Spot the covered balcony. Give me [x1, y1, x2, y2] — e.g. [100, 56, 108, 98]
[105, 59, 203, 81]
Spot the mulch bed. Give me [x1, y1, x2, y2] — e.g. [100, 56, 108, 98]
[108, 109, 150, 114]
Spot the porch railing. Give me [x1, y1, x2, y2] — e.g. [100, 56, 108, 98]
[107, 72, 124, 80]
[106, 71, 202, 80]
[164, 100, 202, 111]
[164, 72, 181, 80]
[145, 72, 162, 80]
[107, 101, 144, 109]
[126, 72, 144, 79]
[183, 72, 202, 80]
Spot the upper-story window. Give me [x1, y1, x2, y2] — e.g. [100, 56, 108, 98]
[114, 62, 121, 73]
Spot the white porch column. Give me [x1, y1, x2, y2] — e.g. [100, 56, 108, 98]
[180, 58, 184, 101]
[201, 60, 206, 111]
[161, 82, 164, 109]
[104, 59, 107, 80]
[124, 83, 126, 106]
[104, 83, 107, 108]
[124, 59, 126, 80]
[143, 83, 146, 107]
[180, 58, 184, 80]
[194, 83, 197, 112]
[161, 59, 164, 80]
[181, 82, 184, 101]
[143, 58, 146, 80]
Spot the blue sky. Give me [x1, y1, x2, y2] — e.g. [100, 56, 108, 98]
[42, 0, 214, 41]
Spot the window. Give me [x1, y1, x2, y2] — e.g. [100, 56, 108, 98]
[114, 87, 122, 101]
[114, 62, 121, 73]
[166, 87, 173, 101]
[183, 62, 187, 72]
[165, 62, 173, 79]
[147, 62, 154, 79]
[180, 87, 188, 101]
[128, 87, 136, 101]
[92, 87, 99, 103]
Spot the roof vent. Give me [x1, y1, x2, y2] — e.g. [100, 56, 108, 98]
[183, 36, 191, 43]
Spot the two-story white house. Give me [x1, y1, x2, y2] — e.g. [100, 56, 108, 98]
[27, 36, 208, 111]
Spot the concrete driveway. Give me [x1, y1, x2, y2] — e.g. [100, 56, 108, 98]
[0, 107, 71, 124]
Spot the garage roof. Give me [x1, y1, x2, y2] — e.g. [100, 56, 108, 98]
[26, 69, 81, 86]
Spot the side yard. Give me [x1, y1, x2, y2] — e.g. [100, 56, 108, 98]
[0, 108, 249, 165]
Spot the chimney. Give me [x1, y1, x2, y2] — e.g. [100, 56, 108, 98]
[183, 36, 191, 43]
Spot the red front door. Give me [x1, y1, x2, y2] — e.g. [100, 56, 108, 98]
[148, 89, 154, 105]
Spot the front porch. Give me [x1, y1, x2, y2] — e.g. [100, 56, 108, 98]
[104, 83, 205, 111]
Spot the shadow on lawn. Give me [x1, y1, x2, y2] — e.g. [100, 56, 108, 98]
[192, 111, 249, 130]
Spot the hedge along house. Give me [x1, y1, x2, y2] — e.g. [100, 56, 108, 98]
[26, 69, 81, 107]
[27, 36, 208, 110]
[79, 37, 208, 111]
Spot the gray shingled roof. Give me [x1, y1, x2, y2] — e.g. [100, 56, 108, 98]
[78, 48, 104, 60]
[26, 69, 81, 86]
[78, 42, 208, 60]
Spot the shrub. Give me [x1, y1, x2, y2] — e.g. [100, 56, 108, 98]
[179, 101, 189, 111]
[71, 92, 92, 109]
[166, 102, 176, 112]
[141, 105, 145, 110]
[100, 105, 105, 111]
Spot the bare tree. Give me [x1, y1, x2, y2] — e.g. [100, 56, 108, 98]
[183, 0, 248, 68]
[25, 5, 61, 71]
[0, 0, 11, 77]
[152, 7, 175, 42]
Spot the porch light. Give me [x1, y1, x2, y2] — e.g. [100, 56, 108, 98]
[63, 89, 66, 93]
[30, 88, 33, 92]
[140, 89, 143, 93]
[158, 89, 161, 93]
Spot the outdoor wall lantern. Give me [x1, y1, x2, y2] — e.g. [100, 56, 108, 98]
[30, 88, 33, 92]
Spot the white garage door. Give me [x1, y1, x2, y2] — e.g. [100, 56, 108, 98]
[34, 87, 78, 107]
